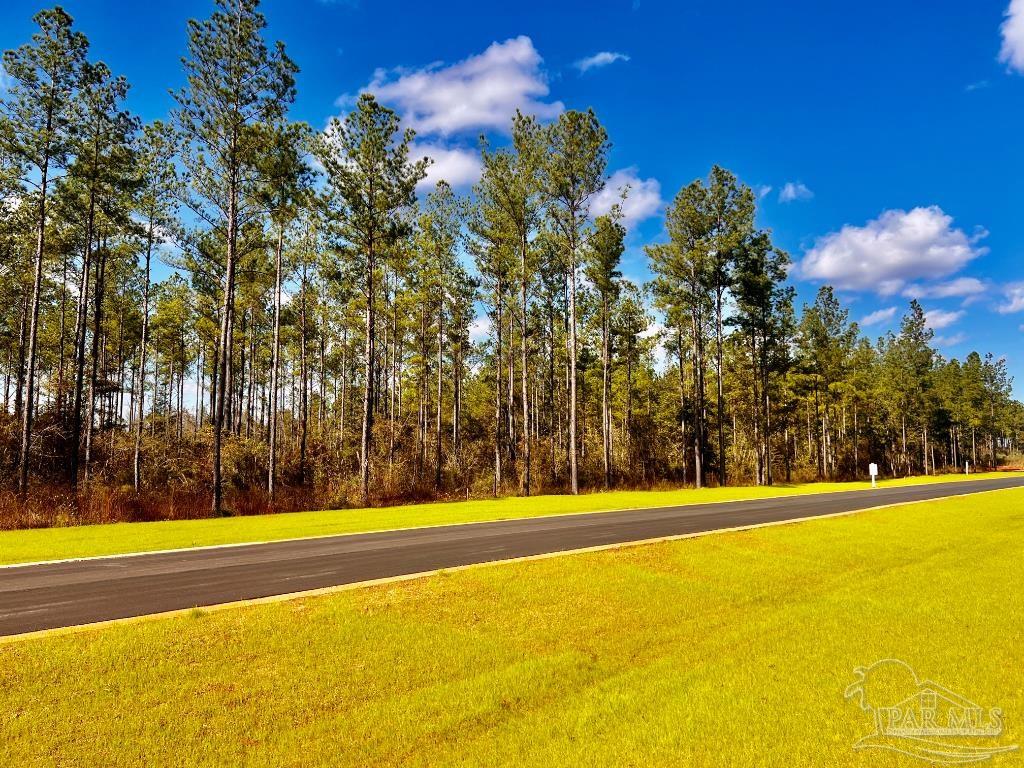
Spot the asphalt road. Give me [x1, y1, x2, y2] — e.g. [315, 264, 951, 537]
[2, 476, 1022, 637]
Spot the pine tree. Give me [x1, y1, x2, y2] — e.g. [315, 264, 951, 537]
[544, 109, 608, 494]
[172, 0, 296, 514]
[1, 6, 89, 494]
[317, 94, 426, 504]
[706, 166, 755, 485]
[647, 180, 713, 487]
[66, 60, 138, 487]
[254, 120, 312, 498]
[584, 209, 624, 488]
[416, 181, 463, 489]
[133, 121, 179, 492]
[476, 113, 546, 495]
[731, 231, 794, 485]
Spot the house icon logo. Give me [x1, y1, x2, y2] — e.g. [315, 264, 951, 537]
[845, 659, 1018, 764]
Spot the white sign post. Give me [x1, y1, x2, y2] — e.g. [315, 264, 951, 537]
[869, 462, 878, 488]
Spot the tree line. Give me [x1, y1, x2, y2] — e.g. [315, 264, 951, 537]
[1, 2, 1021, 522]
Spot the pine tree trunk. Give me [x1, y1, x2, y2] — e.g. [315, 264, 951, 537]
[340, 325, 347, 453]
[268, 225, 284, 498]
[83, 242, 107, 484]
[57, 251, 68, 420]
[299, 262, 308, 484]
[389, 284, 397, 470]
[750, 334, 763, 485]
[359, 245, 375, 505]
[676, 327, 687, 485]
[568, 234, 579, 495]
[17, 104, 54, 497]
[716, 287, 726, 486]
[435, 296, 443, 490]
[520, 235, 531, 496]
[494, 277, 503, 495]
[547, 298, 556, 485]
[133, 218, 154, 492]
[625, 337, 633, 473]
[212, 171, 238, 516]
[197, 347, 203, 433]
[691, 309, 704, 489]
[601, 296, 611, 489]
[764, 370, 773, 485]
[13, 290, 28, 438]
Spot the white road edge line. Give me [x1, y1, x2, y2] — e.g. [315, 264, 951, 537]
[1, 476, 1018, 570]
[1, 484, 1018, 645]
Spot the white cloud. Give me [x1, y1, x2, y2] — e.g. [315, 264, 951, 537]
[574, 51, 630, 73]
[861, 306, 897, 327]
[934, 332, 968, 347]
[924, 308, 965, 330]
[365, 36, 563, 137]
[639, 319, 664, 339]
[1000, 0, 1024, 73]
[798, 206, 986, 296]
[589, 167, 663, 228]
[779, 181, 814, 203]
[755, 184, 773, 200]
[409, 143, 482, 190]
[999, 282, 1024, 313]
[901, 277, 987, 299]
[640, 320, 669, 371]
[469, 315, 491, 343]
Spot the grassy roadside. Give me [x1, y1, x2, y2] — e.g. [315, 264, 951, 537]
[2, 487, 1021, 766]
[0, 472, 1013, 566]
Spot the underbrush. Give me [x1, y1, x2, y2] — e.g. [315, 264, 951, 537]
[0, 484, 321, 530]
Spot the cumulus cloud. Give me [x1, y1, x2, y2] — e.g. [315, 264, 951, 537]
[755, 184, 773, 199]
[924, 308, 965, 330]
[934, 333, 968, 348]
[365, 36, 563, 137]
[901, 277, 987, 299]
[409, 143, 482, 190]
[861, 306, 897, 327]
[798, 206, 986, 295]
[999, 282, 1024, 313]
[574, 51, 630, 73]
[1000, 0, 1024, 73]
[779, 181, 814, 203]
[589, 167, 663, 228]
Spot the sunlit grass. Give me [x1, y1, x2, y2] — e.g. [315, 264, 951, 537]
[0, 471, 1012, 566]
[2, 486, 1021, 766]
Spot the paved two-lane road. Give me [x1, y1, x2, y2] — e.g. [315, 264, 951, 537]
[2, 476, 1022, 637]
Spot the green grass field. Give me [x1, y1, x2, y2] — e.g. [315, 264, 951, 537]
[0, 471, 1011, 566]
[2, 486, 1021, 766]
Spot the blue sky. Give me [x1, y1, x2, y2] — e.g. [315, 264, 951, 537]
[3, 0, 1023, 394]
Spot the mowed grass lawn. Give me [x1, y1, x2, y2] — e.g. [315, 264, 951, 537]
[2, 487, 1022, 767]
[0, 471, 1011, 565]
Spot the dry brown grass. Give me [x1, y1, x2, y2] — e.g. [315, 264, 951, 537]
[0, 483, 322, 530]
